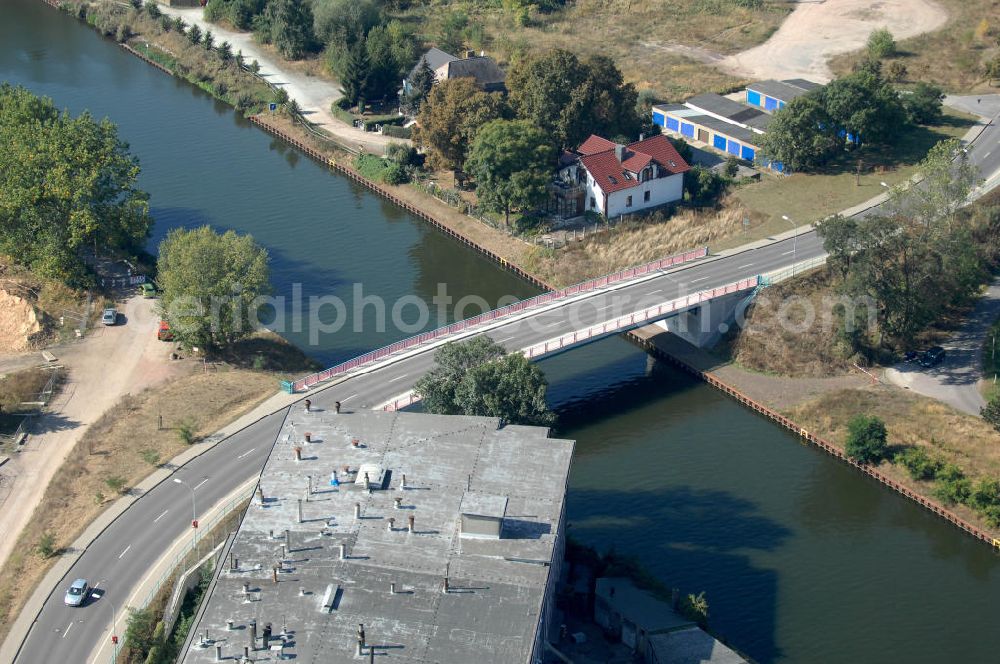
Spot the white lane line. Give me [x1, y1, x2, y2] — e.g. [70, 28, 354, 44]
[341, 394, 357, 402]
[62, 621, 74, 638]
[649, 288, 665, 294]
[542, 320, 561, 327]
[738, 263, 754, 269]
[118, 545, 131, 560]
[388, 374, 408, 383]
[781, 250, 794, 255]
[690, 276, 710, 283]
[192, 479, 208, 491]
[236, 448, 255, 460]
[496, 334, 516, 342]
[596, 304, 615, 311]
[985, 151, 992, 157]
[153, 509, 169, 523]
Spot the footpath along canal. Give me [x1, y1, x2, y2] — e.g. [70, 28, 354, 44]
[3, 0, 1000, 661]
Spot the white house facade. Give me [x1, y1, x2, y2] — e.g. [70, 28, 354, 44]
[554, 134, 690, 218]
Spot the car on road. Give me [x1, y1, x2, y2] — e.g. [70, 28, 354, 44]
[920, 346, 946, 368]
[157, 319, 174, 341]
[101, 308, 118, 326]
[140, 283, 156, 298]
[64, 579, 89, 607]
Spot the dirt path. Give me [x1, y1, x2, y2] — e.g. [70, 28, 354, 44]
[721, 0, 949, 83]
[0, 296, 188, 570]
[157, 6, 401, 155]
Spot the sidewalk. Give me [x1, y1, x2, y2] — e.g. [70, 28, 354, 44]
[156, 6, 400, 155]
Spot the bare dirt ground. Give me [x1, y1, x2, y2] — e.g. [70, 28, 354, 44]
[721, 0, 949, 83]
[0, 295, 189, 570]
[157, 6, 400, 155]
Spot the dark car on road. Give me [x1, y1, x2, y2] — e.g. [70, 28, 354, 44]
[920, 346, 946, 368]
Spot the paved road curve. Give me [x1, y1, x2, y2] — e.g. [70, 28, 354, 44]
[12, 104, 1000, 664]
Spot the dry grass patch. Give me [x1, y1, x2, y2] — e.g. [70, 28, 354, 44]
[719, 268, 868, 377]
[829, 0, 1000, 92]
[527, 203, 753, 287]
[786, 386, 1000, 533]
[0, 369, 277, 644]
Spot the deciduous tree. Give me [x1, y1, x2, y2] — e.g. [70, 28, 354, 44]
[465, 119, 554, 226]
[157, 226, 272, 350]
[866, 27, 896, 59]
[844, 414, 888, 463]
[254, 0, 316, 60]
[759, 92, 838, 171]
[414, 78, 508, 171]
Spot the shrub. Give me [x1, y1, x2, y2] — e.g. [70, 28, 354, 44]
[982, 396, 1000, 432]
[382, 162, 408, 185]
[867, 27, 896, 59]
[844, 414, 888, 464]
[895, 446, 943, 480]
[140, 449, 161, 466]
[177, 418, 198, 445]
[105, 475, 128, 494]
[932, 464, 972, 505]
[36, 532, 57, 559]
[382, 125, 412, 139]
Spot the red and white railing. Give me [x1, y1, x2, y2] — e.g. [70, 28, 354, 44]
[380, 275, 759, 411]
[290, 247, 709, 392]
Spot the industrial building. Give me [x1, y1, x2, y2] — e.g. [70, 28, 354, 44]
[179, 409, 575, 664]
[651, 79, 822, 173]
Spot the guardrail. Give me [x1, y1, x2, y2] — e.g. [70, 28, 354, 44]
[288, 247, 709, 393]
[380, 274, 759, 412]
[760, 254, 828, 286]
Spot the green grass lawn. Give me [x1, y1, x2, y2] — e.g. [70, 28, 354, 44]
[723, 108, 978, 250]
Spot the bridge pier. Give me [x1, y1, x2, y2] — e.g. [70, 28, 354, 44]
[657, 289, 755, 348]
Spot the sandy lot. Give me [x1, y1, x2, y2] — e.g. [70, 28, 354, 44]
[0, 295, 188, 569]
[721, 0, 949, 83]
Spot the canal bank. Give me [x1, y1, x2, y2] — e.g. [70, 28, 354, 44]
[5, 2, 1000, 662]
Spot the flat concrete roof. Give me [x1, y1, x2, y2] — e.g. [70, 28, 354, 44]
[684, 93, 769, 127]
[596, 577, 694, 634]
[649, 627, 748, 664]
[746, 78, 820, 103]
[180, 410, 574, 664]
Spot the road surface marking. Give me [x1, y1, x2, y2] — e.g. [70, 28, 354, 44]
[192, 479, 208, 491]
[118, 545, 131, 559]
[153, 510, 169, 523]
[388, 374, 408, 382]
[738, 263, 754, 269]
[781, 250, 794, 255]
[649, 288, 665, 294]
[496, 334, 516, 342]
[236, 448, 255, 460]
[596, 304, 615, 311]
[690, 276, 710, 283]
[342, 394, 357, 402]
[542, 320, 561, 327]
[62, 621, 73, 638]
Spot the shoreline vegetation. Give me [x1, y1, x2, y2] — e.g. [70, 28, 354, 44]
[35, 0, 1000, 550]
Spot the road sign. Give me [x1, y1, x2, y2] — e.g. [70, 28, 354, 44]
[268, 102, 277, 112]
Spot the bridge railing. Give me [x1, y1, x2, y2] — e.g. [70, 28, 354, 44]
[380, 275, 760, 412]
[289, 246, 709, 392]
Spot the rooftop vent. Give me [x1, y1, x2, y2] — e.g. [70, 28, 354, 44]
[459, 491, 508, 539]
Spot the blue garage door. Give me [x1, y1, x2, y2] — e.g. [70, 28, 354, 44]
[741, 145, 755, 161]
[764, 96, 778, 111]
[726, 139, 740, 155]
[666, 116, 679, 132]
[746, 90, 762, 107]
[778, 101, 786, 110]
[652, 112, 665, 127]
[680, 122, 695, 138]
[713, 134, 727, 150]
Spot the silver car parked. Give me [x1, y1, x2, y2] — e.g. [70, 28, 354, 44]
[101, 308, 118, 326]
[64, 578, 89, 607]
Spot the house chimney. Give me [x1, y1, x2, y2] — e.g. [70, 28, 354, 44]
[394, 497, 402, 509]
[297, 499, 303, 523]
[615, 144, 625, 162]
[363, 472, 370, 490]
[249, 620, 257, 650]
[304, 432, 311, 442]
[387, 517, 395, 532]
[354, 503, 361, 520]
[390, 582, 396, 595]
[306, 475, 312, 497]
[339, 543, 346, 560]
[399, 473, 407, 491]
[294, 446, 302, 461]
[407, 515, 414, 533]
[262, 623, 272, 649]
[639, 132, 645, 142]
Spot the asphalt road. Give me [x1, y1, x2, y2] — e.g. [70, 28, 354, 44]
[12, 105, 1000, 664]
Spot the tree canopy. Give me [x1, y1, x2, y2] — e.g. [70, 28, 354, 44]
[507, 49, 639, 148]
[465, 119, 554, 226]
[413, 78, 509, 171]
[253, 0, 316, 60]
[157, 226, 272, 350]
[414, 336, 555, 426]
[817, 139, 983, 344]
[844, 414, 888, 464]
[0, 84, 152, 285]
[758, 92, 839, 172]
[903, 82, 944, 125]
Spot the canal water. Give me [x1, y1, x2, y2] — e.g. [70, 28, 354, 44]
[3, 1, 999, 661]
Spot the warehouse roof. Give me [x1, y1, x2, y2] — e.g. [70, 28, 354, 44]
[596, 578, 694, 634]
[684, 93, 769, 126]
[180, 410, 575, 664]
[683, 114, 760, 146]
[649, 628, 748, 664]
[746, 79, 819, 103]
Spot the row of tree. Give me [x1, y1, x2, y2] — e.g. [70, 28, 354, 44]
[0, 85, 152, 285]
[760, 61, 944, 172]
[817, 138, 996, 348]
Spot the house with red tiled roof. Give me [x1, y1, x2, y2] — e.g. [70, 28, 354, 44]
[553, 134, 690, 218]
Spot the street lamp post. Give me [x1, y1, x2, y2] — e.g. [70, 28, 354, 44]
[781, 215, 798, 275]
[173, 478, 198, 546]
[99, 580, 118, 661]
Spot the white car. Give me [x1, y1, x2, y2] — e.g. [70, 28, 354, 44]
[64, 579, 89, 607]
[101, 308, 118, 326]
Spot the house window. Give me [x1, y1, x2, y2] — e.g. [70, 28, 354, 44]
[626, 195, 633, 208]
[590, 197, 596, 209]
[644, 191, 650, 202]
